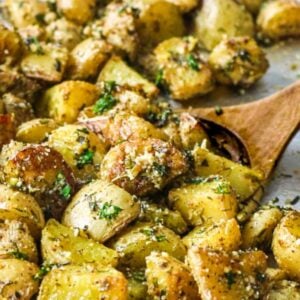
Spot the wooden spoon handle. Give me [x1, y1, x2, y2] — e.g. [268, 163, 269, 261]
[188, 81, 300, 179]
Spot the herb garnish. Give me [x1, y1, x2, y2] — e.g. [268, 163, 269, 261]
[186, 54, 200, 71]
[153, 162, 169, 177]
[215, 106, 223, 116]
[140, 228, 167, 242]
[55, 173, 72, 200]
[10, 246, 29, 261]
[25, 37, 44, 55]
[224, 271, 236, 288]
[131, 270, 146, 283]
[34, 263, 57, 281]
[214, 182, 231, 194]
[98, 202, 123, 221]
[155, 69, 164, 86]
[76, 149, 94, 169]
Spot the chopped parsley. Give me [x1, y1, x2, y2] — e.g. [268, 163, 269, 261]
[25, 36, 44, 55]
[145, 109, 172, 128]
[93, 94, 117, 115]
[34, 263, 57, 281]
[186, 54, 200, 71]
[55, 173, 72, 200]
[185, 177, 205, 184]
[153, 162, 169, 177]
[224, 271, 236, 288]
[256, 272, 266, 283]
[98, 202, 123, 221]
[76, 149, 94, 169]
[155, 69, 164, 86]
[131, 270, 146, 283]
[140, 228, 167, 242]
[214, 182, 231, 194]
[35, 13, 45, 24]
[10, 248, 28, 261]
[215, 106, 223, 116]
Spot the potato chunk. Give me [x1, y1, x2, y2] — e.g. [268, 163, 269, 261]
[187, 248, 268, 300]
[38, 265, 128, 300]
[272, 211, 300, 281]
[146, 252, 200, 300]
[169, 176, 238, 226]
[209, 37, 269, 87]
[165, 0, 198, 13]
[62, 180, 140, 242]
[0, 114, 15, 149]
[101, 138, 188, 196]
[41, 219, 118, 267]
[154, 37, 214, 100]
[265, 280, 300, 300]
[192, 0, 255, 50]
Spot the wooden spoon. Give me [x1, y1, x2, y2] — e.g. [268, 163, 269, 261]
[186, 80, 300, 180]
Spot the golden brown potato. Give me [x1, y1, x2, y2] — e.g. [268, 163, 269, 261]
[182, 218, 241, 251]
[0, 258, 39, 300]
[38, 264, 128, 300]
[108, 222, 186, 269]
[192, 0, 255, 50]
[188, 247, 268, 300]
[208, 36, 269, 87]
[16, 118, 58, 143]
[257, 0, 300, 40]
[242, 206, 283, 250]
[62, 180, 140, 242]
[0, 142, 76, 220]
[272, 211, 300, 281]
[154, 37, 214, 100]
[47, 124, 107, 183]
[37, 80, 99, 123]
[126, 269, 148, 300]
[165, 0, 198, 13]
[0, 184, 45, 239]
[0, 114, 15, 149]
[146, 252, 200, 300]
[56, 0, 96, 25]
[100, 138, 188, 196]
[264, 280, 300, 300]
[169, 176, 238, 226]
[0, 219, 38, 263]
[98, 56, 159, 99]
[41, 219, 118, 267]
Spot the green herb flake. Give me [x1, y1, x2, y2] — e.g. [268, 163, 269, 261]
[256, 272, 266, 283]
[140, 228, 167, 242]
[186, 54, 200, 71]
[214, 182, 231, 195]
[131, 270, 146, 283]
[10, 249, 28, 261]
[186, 177, 205, 184]
[76, 149, 94, 169]
[224, 271, 236, 288]
[98, 202, 123, 221]
[55, 173, 72, 200]
[155, 69, 164, 86]
[215, 106, 223, 116]
[93, 94, 117, 115]
[35, 13, 45, 24]
[25, 36, 45, 55]
[34, 263, 56, 281]
[153, 162, 169, 177]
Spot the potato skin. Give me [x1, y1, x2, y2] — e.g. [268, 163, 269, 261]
[100, 138, 188, 196]
[192, 0, 255, 50]
[209, 37, 269, 87]
[257, 0, 300, 40]
[62, 180, 140, 242]
[0, 114, 15, 150]
[0, 219, 38, 263]
[38, 265, 128, 300]
[264, 280, 300, 300]
[146, 251, 200, 300]
[0, 258, 39, 300]
[272, 211, 300, 281]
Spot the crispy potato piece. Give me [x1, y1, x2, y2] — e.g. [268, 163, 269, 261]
[182, 218, 241, 251]
[0, 142, 76, 220]
[108, 222, 186, 269]
[272, 211, 300, 281]
[0, 219, 38, 263]
[47, 124, 107, 183]
[16, 118, 58, 143]
[62, 180, 140, 242]
[242, 206, 283, 250]
[0, 114, 15, 149]
[165, 0, 198, 13]
[209, 37, 269, 87]
[193, 147, 263, 202]
[154, 37, 214, 100]
[100, 138, 188, 196]
[56, 0, 96, 25]
[21, 43, 69, 82]
[37, 265, 128, 300]
[146, 251, 200, 300]
[264, 280, 300, 300]
[257, 0, 300, 40]
[0, 258, 39, 300]
[41, 219, 118, 267]
[0, 184, 45, 239]
[192, 0, 255, 50]
[98, 56, 159, 99]
[169, 176, 238, 226]
[37, 80, 99, 123]
[188, 248, 268, 300]
[126, 269, 148, 300]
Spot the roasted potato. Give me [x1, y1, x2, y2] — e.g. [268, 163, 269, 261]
[146, 251, 200, 300]
[208, 36, 269, 87]
[56, 0, 96, 25]
[37, 80, 99, 123]
[0, 142, 76, 220]
[108, 222, 186, 269]
[16, 118, 58, 143]
[169, 176, 238, 226]
[0, 184, 45, 238]
[62, 180, 140, 242]
[0, 114, 15, 149]
[242, 206, 283, 250]
[264, 280, 300, 300]
[188, 247, 268, 300]
[98, 56, 159, 99]
[38, 264, 128, 300]
[257, 0, 300, 40]
[165, 0, 198, 13]
[126, 269, 148, 300]
[272, 211, 300, 281]
[41, 219, 118, 267]
[100, 138, 188, 196]
[192, 0, 255, 50]
[154, 37, 214, 100]
[0, 258, 39, 300]
[47, 124, 107, 183]
[182, 218, 241, 251]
